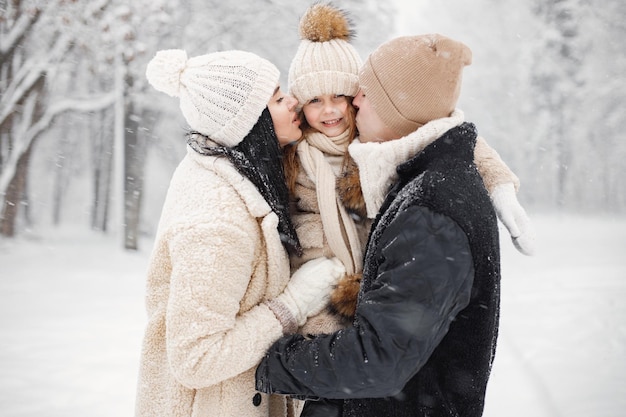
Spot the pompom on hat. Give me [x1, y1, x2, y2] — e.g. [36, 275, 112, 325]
[359, 34, 473, 137]
[146, 49, 280, 147]
[288, 3, 362, 104]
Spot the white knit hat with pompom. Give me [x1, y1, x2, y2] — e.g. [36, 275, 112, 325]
[288, 3, 362, 104]
[146, 49, 280, 147]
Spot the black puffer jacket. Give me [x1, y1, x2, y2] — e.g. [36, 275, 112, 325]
[256, 123, 501, 417]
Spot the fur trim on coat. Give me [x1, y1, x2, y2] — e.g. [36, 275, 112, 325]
[336, 155, 367, 220]
[329, 272, 362, 320]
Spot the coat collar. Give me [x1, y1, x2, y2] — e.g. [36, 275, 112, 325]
[186, 146, 273, 219]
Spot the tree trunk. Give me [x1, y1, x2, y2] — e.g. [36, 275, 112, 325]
[123, 87, 147, 250]
[1, 143, 33, 237]
[554, 101, 569, 208]
[532, 0, 581, 210]
[52, 122, 70, 226]
[0, 74, 45, 237]
[91, 107, 114, 232]
[52, 150, 63, 226]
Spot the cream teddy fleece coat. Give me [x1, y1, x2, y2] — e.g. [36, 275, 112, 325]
[135, 148, 298, 417]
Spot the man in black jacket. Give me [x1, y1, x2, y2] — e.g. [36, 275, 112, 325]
[256, 34, 501, 417]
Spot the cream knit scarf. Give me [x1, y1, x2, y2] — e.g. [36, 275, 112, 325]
[349, 109, 465, 218]
[297, 129, 363, 274]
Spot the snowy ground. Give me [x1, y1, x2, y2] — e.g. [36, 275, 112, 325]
[1, 214, 625, 417]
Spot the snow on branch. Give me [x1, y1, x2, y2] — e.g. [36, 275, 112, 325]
[0, 33, 73, 126]
[0, 12, 41, 56]
[0, 91, 117, 202]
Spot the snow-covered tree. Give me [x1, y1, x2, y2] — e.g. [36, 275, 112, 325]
[526, 0, 626, 212]
[0, 0, 115, 237]
[0, 0, 179, 247]
[572, 0, 626, 211]
[530, 0, 585, 209]
[95, 1, 181, 250]
[0, 1, 394, 246]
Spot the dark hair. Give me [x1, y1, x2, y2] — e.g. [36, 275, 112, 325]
[187, 108, 302, 256]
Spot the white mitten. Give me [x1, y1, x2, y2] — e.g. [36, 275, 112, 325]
[490, 183, 536, 256]
[267, 257, 345, 333]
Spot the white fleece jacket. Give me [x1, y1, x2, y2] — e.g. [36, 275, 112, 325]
[135, 147, 297, 417]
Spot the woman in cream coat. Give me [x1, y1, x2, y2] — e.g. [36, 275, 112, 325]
[135, 49, 345, 417]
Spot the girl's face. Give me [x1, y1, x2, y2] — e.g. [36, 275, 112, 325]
[268, 87, 302, 147]
[302, 94, 351, 138]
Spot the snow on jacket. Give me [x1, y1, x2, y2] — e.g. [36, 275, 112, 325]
[256, 123, 501, 417]
[135, 147, 298, 417]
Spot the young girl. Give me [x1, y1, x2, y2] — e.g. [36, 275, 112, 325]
[283, 4, 534, 332]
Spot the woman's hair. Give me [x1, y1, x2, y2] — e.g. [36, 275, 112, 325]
[283, 96, 357, 195]
[187, 108, 302, 256]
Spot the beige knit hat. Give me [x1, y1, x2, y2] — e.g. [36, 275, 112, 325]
[288, 3, 362, 104]
[359, 34, 472, 137]
[146, 49, 280, 147]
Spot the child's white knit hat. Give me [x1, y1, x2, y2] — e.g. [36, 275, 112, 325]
[146, 49, 280, 147]
[288, 3, 362, 104]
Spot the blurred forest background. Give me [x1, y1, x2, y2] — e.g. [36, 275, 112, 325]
[1, 0, 625, 250]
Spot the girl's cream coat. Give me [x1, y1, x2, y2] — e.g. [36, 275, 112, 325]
[135, 148, 297, 417]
